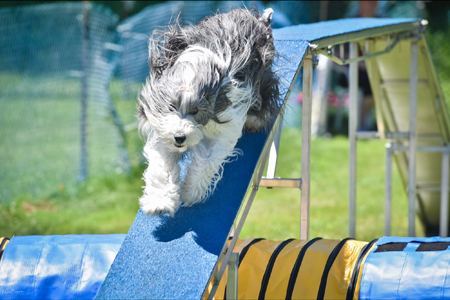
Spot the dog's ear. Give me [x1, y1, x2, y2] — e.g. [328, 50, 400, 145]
[212, 53, 227, 76]
[207, 52, 229, 101]
[137, 101, 152, 138]
[210, 83, 232, 124]
[258, 8, 274, 25]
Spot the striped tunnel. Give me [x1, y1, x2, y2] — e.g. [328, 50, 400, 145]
[207, 238, 376, 300]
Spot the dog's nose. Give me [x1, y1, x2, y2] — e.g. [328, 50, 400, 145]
[174, 135, 186, 144]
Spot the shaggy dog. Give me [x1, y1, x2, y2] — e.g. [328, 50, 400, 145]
[137, 8, 280, 217]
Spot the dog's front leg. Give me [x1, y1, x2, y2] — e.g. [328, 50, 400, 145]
[180, 140, 227, 205]
[180, 87, 252, 205]
[180, 122, 243, 206]
[140, 141, 182, 217]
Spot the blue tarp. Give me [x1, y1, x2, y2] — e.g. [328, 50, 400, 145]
[0, 235, 125, 300]
[360, 236, 450, 300]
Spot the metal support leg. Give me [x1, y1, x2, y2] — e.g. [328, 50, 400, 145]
[207, 186, 258, 300]
[385, 142, 393, 236]
[440, 150, 449, 237]
[78, 2, 90, 183]
[207, 133, 275, 300]
[349, 42, 359, 238]
[301, 53, 313, 241]
[227, 253, 239, 300]
[408, 41, 418, 237]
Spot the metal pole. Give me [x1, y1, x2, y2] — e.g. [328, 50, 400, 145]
[78, 1, 90, 182]
[301, 53, 313, 241]
[226, 253, 239, 300]
[440, 150, 449, 237]
[348, 42, 359, 238]
[385, 143, 393, 236]
[208, 186, 258, 300]
[408, 40, 418, 237]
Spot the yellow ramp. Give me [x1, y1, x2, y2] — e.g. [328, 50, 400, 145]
[365, 34, 450, 235]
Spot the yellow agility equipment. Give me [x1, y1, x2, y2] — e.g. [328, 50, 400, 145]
[209, 238, 377, 300]
[0, 237, 10, 261]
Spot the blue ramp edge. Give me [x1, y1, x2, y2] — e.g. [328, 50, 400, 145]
[273, 18, 420, 41]
[359, 236, 450, 300]
[95, 39, 307, 300]
[0, 234, 125, 300]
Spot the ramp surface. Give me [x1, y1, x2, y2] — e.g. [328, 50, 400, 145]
[96, 39, 307, 300]
[96, 18, 423, 299]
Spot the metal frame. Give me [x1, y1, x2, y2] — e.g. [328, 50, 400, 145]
[441, 151, 450, 237]
[348, 41, 358, 238]
[227, 252, 239, 300]
[407, 40, 419, 236]
[205, 45, 315, 299]
[385, 142, 394, 236]
[206, 22, 446, 299]
[78, 2, 90, 183]
[315, 32, 403, 66]
[362, 38, 419, 237]
[260, 120, 302, 189]
[384, 143, 450, 237]
[341, 31, 450, 238]
[356, 131, 410, 139]
[204, 114, 272, 299]
[255, 50, 314, 242]
[322, 32, 428, 238]
[301, 51, 314, 241]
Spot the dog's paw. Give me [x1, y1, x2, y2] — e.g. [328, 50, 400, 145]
[139, 194, 180, 217]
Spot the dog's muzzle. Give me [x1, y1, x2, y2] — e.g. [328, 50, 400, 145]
[174, 134, 186, 148]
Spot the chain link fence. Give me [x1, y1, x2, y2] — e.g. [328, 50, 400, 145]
[0, 3, 129, 203]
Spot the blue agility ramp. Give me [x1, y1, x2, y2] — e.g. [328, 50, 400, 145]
[96, 18, 422, 300]
[95, 39, 307, 300]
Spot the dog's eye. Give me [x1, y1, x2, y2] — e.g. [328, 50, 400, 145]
[235, 72, 246, 82]
[169, 104, 176, 112]
[190, 108, 199, 115]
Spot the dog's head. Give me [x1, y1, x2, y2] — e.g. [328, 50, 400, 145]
[138, 46, 231, 152]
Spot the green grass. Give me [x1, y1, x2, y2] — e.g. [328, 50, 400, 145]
[0, 73, 129, 203]
[0, 123, 423, 241]
[0, 80, 143, 236]
[240, 130, 425, 241]
[427, 27, 450, 110]
[0, 169, 141, 236]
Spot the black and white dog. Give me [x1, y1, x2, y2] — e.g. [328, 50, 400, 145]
[137, 8, 280, 216]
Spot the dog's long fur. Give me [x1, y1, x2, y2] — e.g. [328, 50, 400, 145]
[137, 8, 280, 216]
